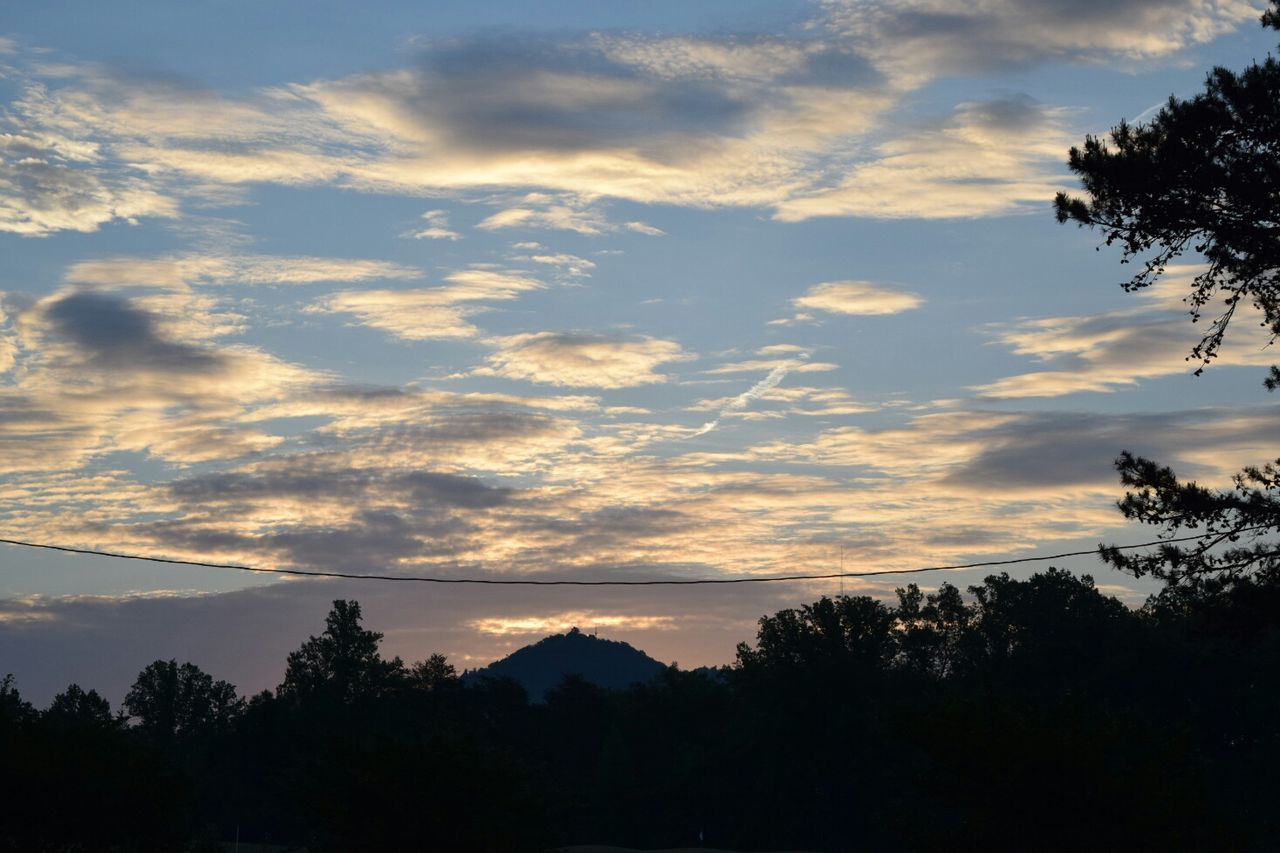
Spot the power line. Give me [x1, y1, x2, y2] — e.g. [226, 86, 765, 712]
[0, 526, 1271, 586]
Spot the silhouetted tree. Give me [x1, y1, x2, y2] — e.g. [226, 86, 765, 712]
[44, 683, 116, 729]
[895, 582, 976, 678]
[736, 595, 896, 675]
[1056, 2, 1280, 585]
[7, 585, 1280, 849]
[0, 673, 34, 726]
[125, 659, 243, 740]
[278, 599, 404, 703]
[1094, 450, 1280, 584]
[406, 652, 460, 691]
[969, 569, 1131, 658]
[1055, 0, 1280, 372]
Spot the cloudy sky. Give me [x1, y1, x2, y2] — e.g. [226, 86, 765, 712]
[2, 0, 1278, 703]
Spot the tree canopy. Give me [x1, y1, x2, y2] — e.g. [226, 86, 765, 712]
[124, 659, 243, 740]
[1055, 1, 1280, 373]
[44, 684, 115, 729]
[1057, 2, 1280, 586]
[278, 599, 405, 703]
[3, 584, 1279, 850]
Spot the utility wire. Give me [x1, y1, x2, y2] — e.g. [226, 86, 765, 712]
[0, 525, 1271, 586]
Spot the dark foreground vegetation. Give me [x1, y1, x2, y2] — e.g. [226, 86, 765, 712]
[3, 567, 1279, 852]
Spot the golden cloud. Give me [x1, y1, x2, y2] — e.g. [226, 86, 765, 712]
[478, 332, 691, 388]
[792, 280, 923, 316]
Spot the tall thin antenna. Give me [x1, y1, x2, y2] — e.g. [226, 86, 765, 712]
[839, 544, 844, 598]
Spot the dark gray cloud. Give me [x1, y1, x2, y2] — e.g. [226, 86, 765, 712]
[779, 45, 883, 88]
[44, 292, 223, 373]
[511, 505, 698, 560]
[830, 0, 1255, 74]
[380, 410, 568, 444]
[408, 35, 757, 156]
[957, 94, 1049, 131]
[400, 471, 512, 509]
[940, 407, 1280, 492]
[170, 468, 511, 510]
[121, 501, 488, 572]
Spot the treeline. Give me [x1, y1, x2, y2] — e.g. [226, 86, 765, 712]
[2, 567, 1279, 851]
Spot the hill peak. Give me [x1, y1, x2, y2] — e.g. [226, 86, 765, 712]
[465, 630, 667, 700]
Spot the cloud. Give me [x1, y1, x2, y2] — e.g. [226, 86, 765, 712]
[973, 270, 1277, 398]
[791, 280, 923, 317]
[822, 0, 1260, 82]
[63, 253, 422, 290]
[4, 33, 879, 220]
[691, 382, 872, 419]
[215, 256, 422, 285]
[12, 385, 1273, 696]
[116, 461, 527, 571]
[624, 221, 665, 236]
[693, 362, 796, 436]
[507, 249, 598, 280]
[0, 304, 20, 373]
[316, 290, 481, 341]
[704, 357, 838, 375]
[315, 268, 543, 340]
[0, 130, 178, 236]
[14, 287, 306, 380]
[774, 96, 1074, 220]
[469, 611, 677, 635]
[249, 384, 605, 425]
[751, 405, 1280, 491]
[476, 193, 613, 235]
[478, 332, 691, 388]
[408, 209, 461, 240]
[169, 468, 512, 511]
[0, 1, 1261, 235]
[0, 288, 319, 469]
[42, 290, 223, 372]
[479, 196, 669, 238]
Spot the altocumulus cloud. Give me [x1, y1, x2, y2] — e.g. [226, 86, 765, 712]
[314, 268, 544, 341]
[823, 0, 1259, 82]
[792, 280, 923, 317]
[0, 288, 318, 470]
[63, 253, 422, 291]
[478, 332, 691, 388]
[0, 130, 178, 236]
[973, 270, 1277, 399]
[774, 95, 1075, 221]
[9, 3, 1247, 231]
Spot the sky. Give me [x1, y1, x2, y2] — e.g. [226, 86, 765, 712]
[2, 0, 1279, 704]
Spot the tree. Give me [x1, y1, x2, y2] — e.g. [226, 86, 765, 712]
[735, 595, 896, 675]
[124, 659, 243, 740]
[966, 569, 1134, 671]
[1057, 2, 1280, 585]
[278, 599, 404, 703]
[895, 582, 977, 678]
[1055, 0, 1280, 373]
[406, 652, 460, 692]
[0, 674, 34, 726]
[44, 683, 115, 729]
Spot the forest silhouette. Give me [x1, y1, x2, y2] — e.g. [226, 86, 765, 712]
[4, 3, 1280, 851]
[3, 571, 1280, 851]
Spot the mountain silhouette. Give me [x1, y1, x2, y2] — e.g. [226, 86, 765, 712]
[464, 627, 668, 700]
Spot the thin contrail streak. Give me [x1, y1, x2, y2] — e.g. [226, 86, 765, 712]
[693, 362, 793, 436]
